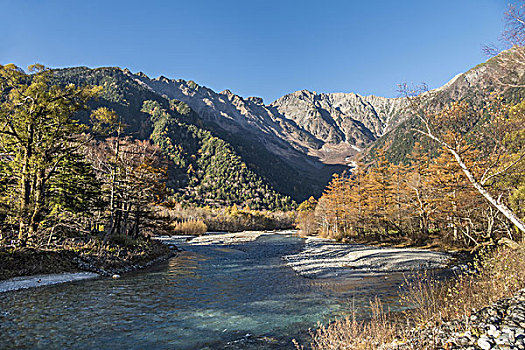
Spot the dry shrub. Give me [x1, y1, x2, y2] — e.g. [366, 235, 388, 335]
[446, 244, 524, 319]
[309, 298, 400, 350]
[400, 243, 525, 328]
[171, 219, 207, 235]
[155, 205, 295, 232]
[308, 242, 525, 349]
[399, 271, 447, 327]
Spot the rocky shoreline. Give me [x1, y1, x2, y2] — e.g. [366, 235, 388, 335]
[0, 245, 178, 293]
[157, 232, 454, 280]
[388, 288, 525, 349]
[73, 250, 178, 277]
[283, 236, 451, 279]
[154, 230, 294, 246]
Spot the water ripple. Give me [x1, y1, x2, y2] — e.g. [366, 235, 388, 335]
[0, 234, 413, 349]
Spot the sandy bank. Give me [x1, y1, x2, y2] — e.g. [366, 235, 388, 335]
[156, 230, 298, 246]
[0, 272, 99, 293]
[283, 237, 451, 279]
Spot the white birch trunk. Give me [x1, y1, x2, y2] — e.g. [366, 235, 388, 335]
[416, 129, 525, 234]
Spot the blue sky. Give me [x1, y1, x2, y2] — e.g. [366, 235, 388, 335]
[1, 0, 509, 103]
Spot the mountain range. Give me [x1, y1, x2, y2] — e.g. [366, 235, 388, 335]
[53, 48, 525, 206]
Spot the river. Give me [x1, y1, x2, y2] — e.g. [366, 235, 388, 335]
[0, 232, 415, 349]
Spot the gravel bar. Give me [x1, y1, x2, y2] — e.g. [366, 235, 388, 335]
[0, 272, 99, 293]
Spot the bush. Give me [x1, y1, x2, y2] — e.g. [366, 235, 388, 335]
[171, 219, 207, 235]
[306, 298, 399, 350]
[155, 205, 295, 233]
[110, 234, 139, 248]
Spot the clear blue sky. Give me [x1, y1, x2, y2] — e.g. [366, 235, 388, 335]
[0, 0, 510, 103]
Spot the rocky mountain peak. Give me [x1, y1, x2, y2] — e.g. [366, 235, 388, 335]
[157, 75, 170, 83]
[220, 89, 233, 96]
[51, 48, 522, 203]
[247, 96, 264, 104]
[119, 48, 520, 170]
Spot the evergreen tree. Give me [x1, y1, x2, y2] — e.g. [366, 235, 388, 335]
[0, 64, 110, 243]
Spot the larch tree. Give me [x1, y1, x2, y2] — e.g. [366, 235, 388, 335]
[408, 99, 525, 235]
[405, 144, 435, 241]
[319, 173, 347, 238]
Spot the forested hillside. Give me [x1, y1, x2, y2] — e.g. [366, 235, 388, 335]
[53, 67, 294, 209]
[143, 100, 293, 210]
[48, 49, 525, 208]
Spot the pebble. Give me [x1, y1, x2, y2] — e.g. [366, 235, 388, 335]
[488, 325, 501, 338]
[478, 335, 493, 349]
[387, 289, 525, 349]
[495, 333, 510, 345]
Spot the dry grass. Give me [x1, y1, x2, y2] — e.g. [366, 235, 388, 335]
[306, 298, 400, 350]
[171, 219, 207, 235]
[308, 242, 525, 349]
[155, 205, 295, 232]
[399, 243, 525, 329]
[416, 244, 525, 323]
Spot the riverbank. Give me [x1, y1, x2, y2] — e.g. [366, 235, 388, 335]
[283, 236, 452, 279]
[156, 231, 454, 280]
[0, 272, 99, 293]
[154, 230, 297, 246]
[391, 288, 525, 349]
[0, 236, 176, 292]
[309, 240, 525, 349]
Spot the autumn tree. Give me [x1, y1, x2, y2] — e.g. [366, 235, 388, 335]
[85, 137, 168, 240]
[362, 148, 399, 238]
[405, 96, 525, 235]
[0, 64, 115, 244]
[296, 196, 318, 235]
[317, 174, 347, 238]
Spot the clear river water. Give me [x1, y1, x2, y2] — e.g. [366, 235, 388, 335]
[0, 233, 414, 349]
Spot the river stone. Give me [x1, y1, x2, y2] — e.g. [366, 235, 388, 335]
[478, 335, 493, 350]
[456, 336, 471, 346]
[488, 325, 501, 338]
[495, 333, 511, 345]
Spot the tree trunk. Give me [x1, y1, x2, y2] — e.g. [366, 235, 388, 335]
[448, 146, 525, 234]
[418, 129, 525, 234]
[18, 127, 34, 243]
[452, 190, 458, 241]
[133, 206, 140, 238]
[29, 169, 46, 235]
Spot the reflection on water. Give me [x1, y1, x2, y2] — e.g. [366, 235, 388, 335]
[0, 234, 413, 349]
